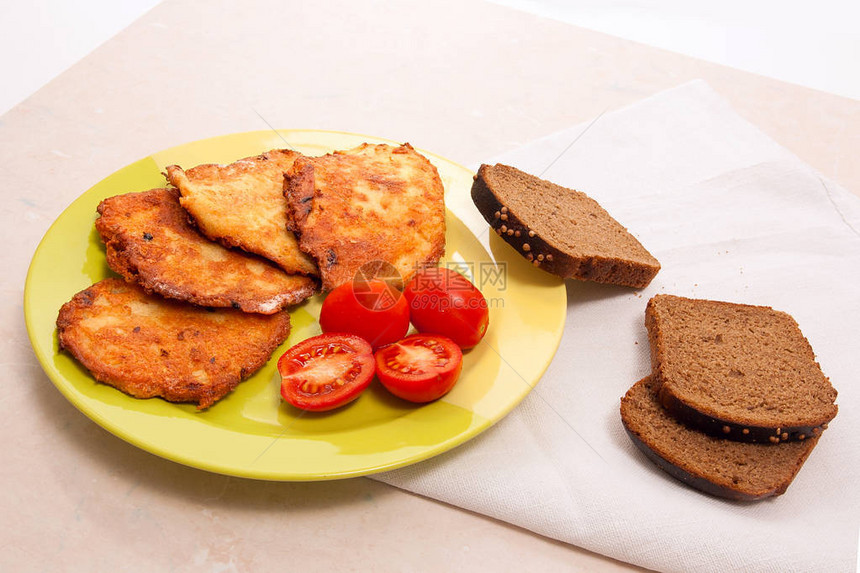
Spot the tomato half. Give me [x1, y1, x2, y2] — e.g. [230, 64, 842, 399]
[319, 279, 410, 350]
[404, 267, 489, 349]
[278, 333, 375, 412]
[375, 334, 463, 403]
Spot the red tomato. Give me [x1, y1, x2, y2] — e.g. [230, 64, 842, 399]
[319, 279, 409, 350]
[278, 333, 375, 412]
[375, 334, 463, 403]
[404, 267, 489, 349]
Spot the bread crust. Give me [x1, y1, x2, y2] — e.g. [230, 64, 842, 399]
[655, 385, 830, 445]
[470, 164, 660, 288]
[621, 376, 819, 501]
[622, 420, 815, 501]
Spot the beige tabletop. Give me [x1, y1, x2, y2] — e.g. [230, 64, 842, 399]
[3, 1, 858, 571]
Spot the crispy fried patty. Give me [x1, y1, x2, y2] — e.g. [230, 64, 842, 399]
[56, 278, 291, 409]
[165, 149, 318, 275]
[96, 188, 316, 314]
[285, 143, 446, 291]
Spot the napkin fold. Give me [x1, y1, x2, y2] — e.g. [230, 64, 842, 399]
[374, 80, 860, 573]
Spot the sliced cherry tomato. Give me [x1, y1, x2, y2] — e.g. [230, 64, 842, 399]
[375, 334, 463, 403]
[319, 279, 409, 350]
[278, 333, 375, 412]
[404, 267, 489, 349]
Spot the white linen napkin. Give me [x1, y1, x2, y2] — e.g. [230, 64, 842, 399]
[374, 80, 860, 573]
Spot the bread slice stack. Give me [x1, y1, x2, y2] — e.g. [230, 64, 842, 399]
[621, 294, 838, 500]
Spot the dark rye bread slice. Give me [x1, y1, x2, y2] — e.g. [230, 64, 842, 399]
[470, 163, 660, 288]
[646, 294, 838, 443]
[621, 376, 820, 501]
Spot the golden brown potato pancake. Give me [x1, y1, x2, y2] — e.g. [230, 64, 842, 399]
[56, 278, 291, 409]
[285, 143, 446, 291]
[165, 149, 318, 276]
[96, 188, 317, 314]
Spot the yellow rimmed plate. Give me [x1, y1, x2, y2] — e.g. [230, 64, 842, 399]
[24, 130, 566, 481]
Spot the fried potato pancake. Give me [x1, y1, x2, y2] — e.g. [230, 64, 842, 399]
[285, 143, 446, 291]
[96, 188, 317, 314]
[56, 278, 291, 409]
[165, 149, 318, 276]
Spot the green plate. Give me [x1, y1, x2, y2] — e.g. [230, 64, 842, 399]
[24, 130, 566, 481]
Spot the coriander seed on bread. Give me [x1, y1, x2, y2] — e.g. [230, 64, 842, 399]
[470, 163, 660, 288]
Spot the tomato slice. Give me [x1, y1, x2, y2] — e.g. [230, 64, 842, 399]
[374, 334, 463, 403]
[278, 333, 375, 412]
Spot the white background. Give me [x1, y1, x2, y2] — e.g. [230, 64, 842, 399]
[0, 0, 858, 118]
[492, 0, 860, 100]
